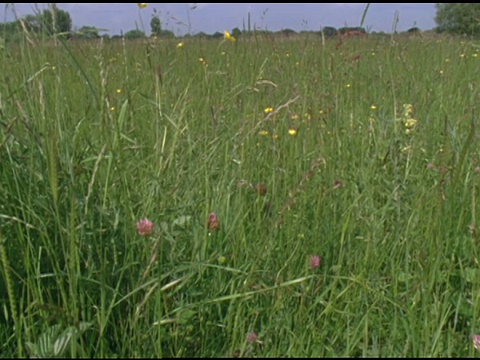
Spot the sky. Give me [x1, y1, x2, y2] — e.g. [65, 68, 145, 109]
[0, 3, 437, 36]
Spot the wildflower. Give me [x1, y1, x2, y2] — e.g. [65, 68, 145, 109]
[176, 42, 185, 48]
[217, 256, 227, 264]
[346, 84, 351, 88]
[198, 57, 206, 64]
[404, 118, 418, 129]
[255, 183, 267, 196]
[370, 105, 377, 110]
[291, 114, 299, 120]
[207, 212, 220, 232]
[310, 255, 321, 269]
[472, 334, 480, 350]
[246, 331, 258, 343]
[116, 88, 122, 93]
[136, 218, 154, 237]
[264, 107, 274, 114]
[403, 104, 414, 118]
[333, 180, 344, 189]
[288, 128, 298, 136]
[258, 130, 269, 136]
[137, 3, 148, 8]
[224, 30, 236, 41]
[110, 106, 115, 111]
[272, 133, 279, 139]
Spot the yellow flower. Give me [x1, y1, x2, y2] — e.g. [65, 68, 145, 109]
[370, 105, 377, 110]
[404, 118, 418, 129]
[116, 89, 122, 93]
[272, 133, 279, 139]
[176, 42, 185, 48]
[346, 84, 351, 88]
[224, 30, 236, 41]
[288, 129, 298, 136]
[137, 3, 148, 8]
[259, 130, 269, 136]
[264, 107, 274, 114]
[403, 103, 414, 118]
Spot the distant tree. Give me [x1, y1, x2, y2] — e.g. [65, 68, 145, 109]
[22, 14, 42, 33]
[211, 31, 223, 39]
[338, 26, 366, 35]
[75, 26, 100, 40]
[41, 4, 72, 35]
[0, 20, 23, 43]
[322, 26, 338, 37]
[124, 29, 146, 39]
[435, 3, 480, 35]
[22, 5, 72, 36]
[161, 29, 175, 38]
[150, 15, 161, 37]
[0, 20, 20, 35]
[194, 31, 208, 38]
[280, 28, 296, 37]
[407, 27, 421, 33]
[231, 27, 242, 38]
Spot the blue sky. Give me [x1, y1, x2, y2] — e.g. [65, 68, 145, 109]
[0, 3, 437, 36]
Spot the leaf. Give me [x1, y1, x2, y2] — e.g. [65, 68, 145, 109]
[53, 330, 73, 357]
[172, 215, 192, 227]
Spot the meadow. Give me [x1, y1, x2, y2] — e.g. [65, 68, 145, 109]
[1, 30, 480, 357]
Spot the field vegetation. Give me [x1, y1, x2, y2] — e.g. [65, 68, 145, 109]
[2, 22, 480, 357]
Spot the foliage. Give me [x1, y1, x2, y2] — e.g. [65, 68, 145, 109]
[2, 27, 480, 358]
[435, 3, 480, 35]
[40, 4, 72, 35]
[73, 26, 101, 40]
[338, 26, 366, 34]
[279, 28, 297, 37]
[407, 27, 421, 33]
[231, 27, 242, 38]
[322, 26, 338, 37]
[123, 29, 146, 39]
[150, 15, 162, 37]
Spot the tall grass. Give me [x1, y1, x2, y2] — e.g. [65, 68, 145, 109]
[1, 28, 480, 357]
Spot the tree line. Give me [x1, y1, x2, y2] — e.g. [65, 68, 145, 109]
[1, 4, 480, 43]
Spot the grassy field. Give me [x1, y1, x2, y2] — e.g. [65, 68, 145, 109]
[1, 30, 480, 357]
